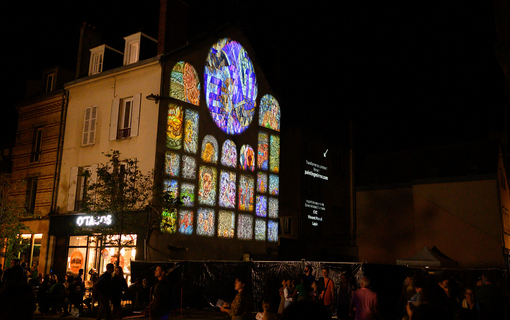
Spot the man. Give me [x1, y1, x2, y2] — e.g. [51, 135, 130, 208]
[151, 265, 172, 320]
[320, 266, 334, 318]
[94, 263, 114, 320]
[350, 276, 380, 320]
[337, 273, 352, 320]
[304, 265, 315, 287]
[2, 259, 27, 284]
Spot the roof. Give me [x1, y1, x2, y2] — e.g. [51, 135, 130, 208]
[396, 246, 457, 268]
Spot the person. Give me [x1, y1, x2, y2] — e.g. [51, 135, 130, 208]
[277, 278, 286, 315]
[48, 275, 69, 316]
[151, 265, 172, 320]
[304, 265, 315, 287]
[337, 273, 352, 320]
[295, 274, 310, 302]
[310, 280, 321, 302]
[349, 276, 380, 320]
[94, 263, 114, 320]
[220, 276, 253, 320]
[256, 300, 277, 320]
[68, 274, 85, 316]
[0, 282, 37, 320]
[2, 258, 27, 284]
[77, 268, 84, 282]
[475, 272, 507, 320]
[320, 266, 334, 317]
[461, 287, 480, 313]
[111, 266, 128, 320]
[283, 278, 295, 309]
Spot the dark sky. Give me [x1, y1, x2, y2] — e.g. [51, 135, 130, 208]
[4, 1, 509, 158]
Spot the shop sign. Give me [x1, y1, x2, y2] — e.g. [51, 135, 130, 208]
[70, 250, 84, 273]
[76, 215, 112, 227]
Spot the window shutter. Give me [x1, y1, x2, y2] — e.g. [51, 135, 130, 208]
[82, 106, 98, 145]
[89, 106, 97, 144]
[68, 166, 79, 211]
[130, 93, 141, 137]
[110, 98, 120, 140]
[82, 108, 91, 145]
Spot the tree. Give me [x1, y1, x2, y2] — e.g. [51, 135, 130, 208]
[0, 176, 31, 262]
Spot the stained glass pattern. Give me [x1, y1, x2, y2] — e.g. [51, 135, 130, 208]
[269, 174, 279, 196]
[219, 171, 236, 208]
[182, 155, 196, 179]
[198, 166, 217, 206]
[221, 140, 237, 167]
[256, 195, 267, 217]
[239, 145, 255, 171]
[255, 219, 266, 241]
[237, 214, 253, 240]
[270, 135, 280, 173]
[161, 209, 177, 233]
[268, 197, 279, 218]
[218, 210, 235, 238]
[259, 94, 281, 131]
[178, 209, 193, 235]
[165, 152, 180, 177]
[164, 180, 179, 199]
[197, 208, 215, 236]
[167, 103, 183, 150]
[180, 183, 195, 207]
[238, 175, 254, 211]
[204, 38, 258, 135]
[170, 61, 201, 106]
[268, 220, 278, 242]
[201, 135, 218, 164]
[257, 172, 267, 193]
[257, 132, 268, 170]
[184, 109, 199, 154]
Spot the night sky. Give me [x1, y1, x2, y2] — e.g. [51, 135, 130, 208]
[4, 1, 509, 160]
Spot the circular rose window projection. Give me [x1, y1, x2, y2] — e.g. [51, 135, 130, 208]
[204, 38, 258, 135]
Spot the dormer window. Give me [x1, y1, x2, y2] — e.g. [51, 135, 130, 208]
[45, 72, 55, 92]
[123, 32, 157, 65]
[89, 46, 105, 75]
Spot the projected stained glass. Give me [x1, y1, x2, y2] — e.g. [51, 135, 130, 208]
[178, 209, 193, 235]
[219, 171, 236, 208]
[165, 152, 180, 177]
[180, 183, 195, 207]
[218, 210, 235, 238]
[259, 94, 280, 132]
[256, 195, 267, 217]
[268, 197, 279, 218]
[255, 219, 266, 241]
[238, 175, 254, 211]
[257, 132, 268, 170]
[270, 135, 280, 173]
[184, 109, 199, 154]
[237, 214, 253, 240]
[239, 145, 255, 171]
[221, 140, 237, 168]
[170, 61, 200, 106]
[182, 155, 196, 179]
[161, 209, 177, 233]
[167, 104, 183, 150]
[201, 135, 218, 164]
[197, 208, 215, 236]
[198, 166, 217, 206]
[204, 38, 258, 135]
[257, 172, 267, 193]
[164, 180, 179, 199]
[269, 174, 279, 196]
[268, 220, 278, 242]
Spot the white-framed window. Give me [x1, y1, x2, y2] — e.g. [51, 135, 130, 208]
[89, 46, 105, 75]
[125, 40, 139, 65]
[45, 72, 55, 92]
[110, 94, 141, 140]
[68, 165, 97, 212]
[31, 127, 44, 162]
[82, 106, 98, 146]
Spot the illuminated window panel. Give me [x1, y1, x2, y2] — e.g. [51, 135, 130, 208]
[269, 135, 280, 173]
[259, 94, 281, 132]
[257, 132, 268, 170]
[256, 195, 267, 217]
[198, 166, 217, 206]
[221, 140, 237, 168]
[238, 175, 254, 211]
[167, 103, 183, 150]
[164, 180, 179, 199]
[237, 214, 253, 240]
[239, 145, 255, 171]
[201, 135, 218, 164]
[257, 172, 267, 193]
[269, 174, 279, 196]
[169, 61, 200, 106]
[204, 38, 258, 135]
[268, 220, 278, 242]
[197, 208, 215, 236]
[165, 152, 180, 177]
[255, 219, 266, 241]
[268, 197, 279, 218]
[178, 209, 194, 235]
[218, 210, 235, 238]
[219, 171, 236, 209]
[161, 209, 177, 233]
[184, 109, 199, 154]
[180, 183, 195, 207]
[182, 155, 196, 179]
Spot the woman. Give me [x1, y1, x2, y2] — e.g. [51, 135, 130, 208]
[111, 266, 128, 320]
[283, 279, 295, 309]
[220, 276, 253, 320]
[277, 278, 286, 315]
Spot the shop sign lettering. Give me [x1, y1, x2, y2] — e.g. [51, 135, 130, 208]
[76, 215, 112, 227]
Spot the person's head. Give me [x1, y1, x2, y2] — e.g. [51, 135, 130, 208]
[154, 266, 165, 280]
[464, 287, 475, 302]
[10, 259, 20, 267]
[281, 278, 287, 286]
[67, 275, 74, 284]
[311, 280, 318, 291]
[341, 273, 347, 283]
[322, 266, 329, 278]
[21, 262, 27, 269]
[115, 266, 123, 277]
[262, 300, 271, 312]
[78, 269, 84, 276]
[106, 263, 114, 273]
[304, 265, 312, 275]
[299, 274, 306, 283]
[234, 277, 248, 292]
[360, 276, 371, 288]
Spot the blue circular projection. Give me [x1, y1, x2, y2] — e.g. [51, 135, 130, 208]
[204, 38, 258, 135]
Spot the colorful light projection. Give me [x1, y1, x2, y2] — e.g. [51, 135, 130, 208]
[238, 175, 254, 211]
[219, 171, 236, 208]
[198, 166, 217, 206]
[204, 38, 258, 135]
[161, 209, 177, 234]
[257, 172, 267, 193]
[201, 135, 218, 164]
[164, 180, 179, 199]
[255, 219, 266, 241]
[180, 183, 195, 207]
[259, 94, 280, 132]
[182, 155, 197, 179]
[184, 109, 199, 154]
[239, 145, 255, 171]
[167, 103, 183, 150]
[237, 214, 253, 240]
[170, 61, 200, 106]
[197, 208, 215, 236]
[256, 195, 267, 217]
[257, 132, 268, 170]
[178, 209, 193, 235]
[269, 174, 279, 196]
[218, 210, 235, 238]
[221, 140, 237, 167]
[165, 152, 180, 177]
[268, 220, 278, 242]
[270, 135, 280, 173]
[268, 197, 279, 218]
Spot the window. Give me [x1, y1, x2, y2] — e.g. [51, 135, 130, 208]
[89, 46, 104, 75]
[45, 72, 55, 93]
[30, 127, 44, 162]
[118, 97, 133, 139]
[82, 106, 98, 146]
[26, 177, 38, 212]
[125, 41, 139, 65]
[68, 165, 97, 212]
[110, 94, 141, 140]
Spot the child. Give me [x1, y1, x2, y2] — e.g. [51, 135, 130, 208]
[256, 300, 277, 320]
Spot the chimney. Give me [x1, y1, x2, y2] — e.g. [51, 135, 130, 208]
[76, 23, 102, 79]
[158, 0, 189, 55]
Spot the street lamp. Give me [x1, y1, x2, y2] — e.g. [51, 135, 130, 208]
[145, 94, 173, 104]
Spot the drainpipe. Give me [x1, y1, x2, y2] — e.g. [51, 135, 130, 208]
[50, 89, 69, 213]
